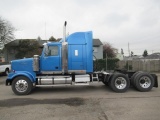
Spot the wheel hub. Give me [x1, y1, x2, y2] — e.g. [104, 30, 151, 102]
[140, 79, 145, 84]
[116, 80, 122, 85]
[15, 80, 28, 92]
[115, 77, 127, 89]
[139, 76, 151, 88]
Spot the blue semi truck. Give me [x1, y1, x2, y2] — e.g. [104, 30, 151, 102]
[6, 23, 158, 95]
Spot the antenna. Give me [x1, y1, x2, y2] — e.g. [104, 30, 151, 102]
[45, 22, 46, 40]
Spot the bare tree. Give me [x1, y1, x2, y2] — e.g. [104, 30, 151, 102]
[103, 42, 116, 58]
[0, 17, 15, 45]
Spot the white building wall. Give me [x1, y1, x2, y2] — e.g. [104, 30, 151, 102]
[93, 45, 103, 60]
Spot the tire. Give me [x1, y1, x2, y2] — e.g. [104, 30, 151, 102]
[109, 73, 130, 93]
[102, 74, 113, 86]
[134, 72, 154, 92]
[102, 80, 108, 86]
[12, 76, 33, 95]
[131, 71, 143, 86]
[4, 68, 9, 76]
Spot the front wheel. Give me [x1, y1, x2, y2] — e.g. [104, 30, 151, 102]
[12, 76, 33, 95]
[109, 73, 130, 93]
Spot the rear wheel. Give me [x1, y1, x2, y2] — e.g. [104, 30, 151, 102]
[102, 80, 108, 86]
[134, 72, 154, 92]
[131, 71, 143, 86]
[109, 73, 130, 93]
[12, 76, 33, 95]
[102, 74, 113, 86]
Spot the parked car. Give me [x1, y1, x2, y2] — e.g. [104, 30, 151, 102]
[0, 62, 11, 75]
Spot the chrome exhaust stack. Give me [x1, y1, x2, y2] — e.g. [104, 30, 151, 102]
[62, 21, 68, 74]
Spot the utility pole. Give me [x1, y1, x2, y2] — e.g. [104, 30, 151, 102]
[128, 42, 130, 57]
[128, 42, 130, 70]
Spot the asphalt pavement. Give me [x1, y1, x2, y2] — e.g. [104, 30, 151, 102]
[0, 74, 160, 120]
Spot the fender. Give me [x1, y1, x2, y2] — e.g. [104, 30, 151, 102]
[7, 71, 36, 83]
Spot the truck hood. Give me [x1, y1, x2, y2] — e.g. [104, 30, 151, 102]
[11, 58, 34, 72]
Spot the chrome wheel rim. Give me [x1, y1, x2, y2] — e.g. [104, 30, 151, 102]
[115, 77, 127, 89]
[139, 76, 151, 88]
[15, 80, 28, 92]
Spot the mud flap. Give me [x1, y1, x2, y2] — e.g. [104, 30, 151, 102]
[151, 74, 158, 87]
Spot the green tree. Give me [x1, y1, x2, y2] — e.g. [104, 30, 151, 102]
[103, 42, 116, 58]
[37, 36, 42, 41]
[15, 40, 41, 59]
[49, 36, 56, 42]
[121, 48, 124, 56]
[94, 58, 119, 71]
[131, 51, 134, 57]
[143, 50, 148, 57]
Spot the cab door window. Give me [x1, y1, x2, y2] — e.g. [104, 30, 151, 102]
[47, 46, 59, 56]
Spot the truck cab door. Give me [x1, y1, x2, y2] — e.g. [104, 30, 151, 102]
[40, 45, 61, 72]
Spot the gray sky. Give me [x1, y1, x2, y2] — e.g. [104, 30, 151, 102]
[0, 0, 160, 55]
